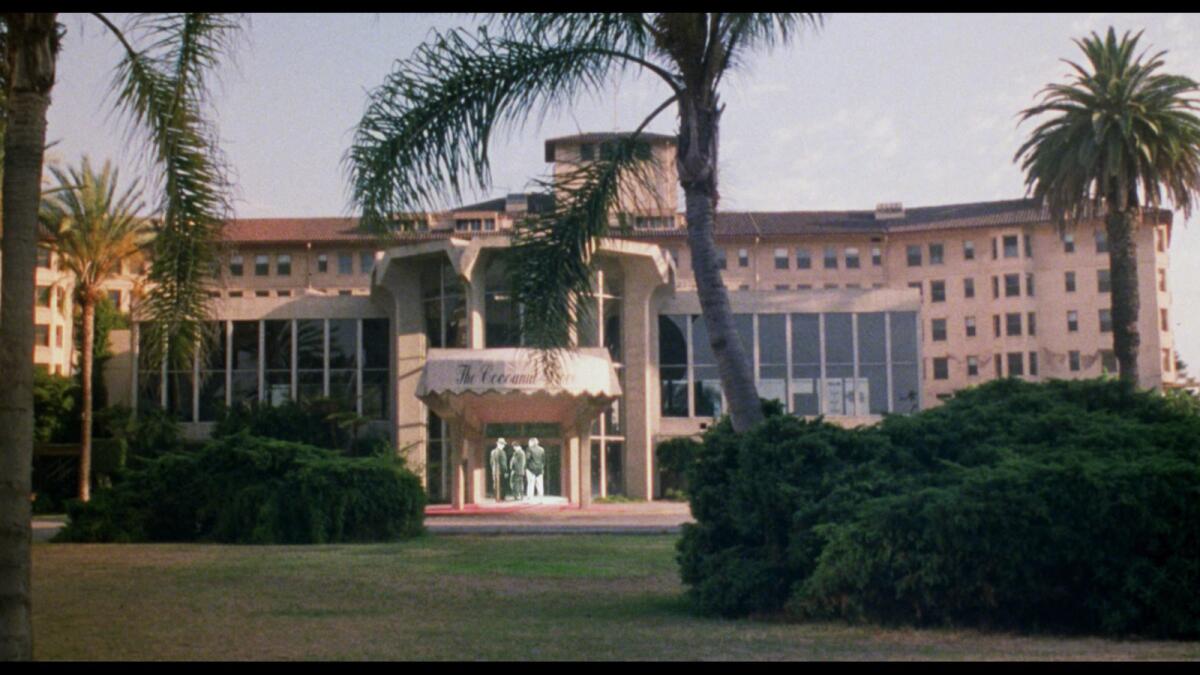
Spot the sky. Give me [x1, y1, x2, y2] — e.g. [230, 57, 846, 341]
[42, 12, 1200, 368]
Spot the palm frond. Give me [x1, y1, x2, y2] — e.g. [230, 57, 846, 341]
[508, 133, 666, 381]
[346, 27, 637, 232]
[99, 12, 241, 371]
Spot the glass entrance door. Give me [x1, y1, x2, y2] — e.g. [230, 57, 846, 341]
[484, 423, 562, 501]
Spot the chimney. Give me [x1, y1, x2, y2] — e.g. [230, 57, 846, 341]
[875, 202, 905, 220]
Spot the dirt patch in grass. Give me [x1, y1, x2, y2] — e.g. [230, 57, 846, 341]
[31, 535, 1200, 661]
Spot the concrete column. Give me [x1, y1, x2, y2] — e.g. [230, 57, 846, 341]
[623, 261, 658, 500]
[467, 430, 485, 505]
[450, 422, 465, 510]
[577, 430, 592, 509]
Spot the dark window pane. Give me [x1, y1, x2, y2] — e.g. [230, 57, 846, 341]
[605, 441, 624, 496]
[264, 320, 292, 370]
[604, 298, 622, 361]
[297, 371, 324, 403]
[658, 315, 688, 365]
[790, 313, 821, 365]
[824, 313, 853, 367]
[231, 370, 258, 408]
[329, 370, 356, 410]
[362, 369, 388, 420]
[198, 372, 226, 421]
[328, 319, 357, 369]
[296, 320, 324, 370]
[231, 321, 259, 371]
[167, 372, 193, 421]
[265, 370, 292, 406]
[660, 365, 688, 417]
[362, 318, 389, 369]
[890, 312, 919, 363]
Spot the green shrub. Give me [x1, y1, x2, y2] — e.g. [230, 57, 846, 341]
[677, 378, 1200, 637]
[657, 436, 701, 498]
[56, 432, 425, 544]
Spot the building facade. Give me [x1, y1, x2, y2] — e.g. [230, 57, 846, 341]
[108, 132, 1177, 507]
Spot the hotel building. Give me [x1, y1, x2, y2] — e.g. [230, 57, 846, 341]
[99, 132, 1177, 508]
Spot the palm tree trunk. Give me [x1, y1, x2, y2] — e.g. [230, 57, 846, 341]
[678, 98, 763, 433]
[1106, 195, 1140, 386]
[78, 298, 95, 502]
[0, 12, 58, 661]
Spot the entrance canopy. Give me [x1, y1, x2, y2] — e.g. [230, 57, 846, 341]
[416, 348, 622, 431]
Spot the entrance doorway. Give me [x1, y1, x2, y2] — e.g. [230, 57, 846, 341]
[483, 423, 562, 502]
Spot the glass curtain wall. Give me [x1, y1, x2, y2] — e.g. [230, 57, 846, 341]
[138, 318, 391, 421]
[584, 265, 625, 498]
[422, 262, 467, 348]
[660, 311, 920, 417]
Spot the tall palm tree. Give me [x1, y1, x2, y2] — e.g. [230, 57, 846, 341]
[1016, 27, 1200, 386]
[349, 13, 822, 434]
[0, 13, 239, 660]
[41, 157, 151, 503]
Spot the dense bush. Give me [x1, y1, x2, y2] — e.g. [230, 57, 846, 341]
[213, 398, 386, 456]
[677, 378, 1200, 638]
[657, 436, 701, 499]
[56, 432, 425, 544]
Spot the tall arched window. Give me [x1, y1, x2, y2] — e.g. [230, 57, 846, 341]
[421, 261, 467, 348]
[485, 256, 522, 347]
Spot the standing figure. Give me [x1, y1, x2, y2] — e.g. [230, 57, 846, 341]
[489, 438, 508, 501]
[509, 443, 527, 501]
[526, 438, 546, 499]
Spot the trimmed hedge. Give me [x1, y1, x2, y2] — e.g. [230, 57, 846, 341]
[677, 378, 1200, 638]
[56, 432, 425, 544]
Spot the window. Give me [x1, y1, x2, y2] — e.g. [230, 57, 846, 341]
[255, 255, 269, 276]
[963, 277, 975, 298]
[871, 246, 883, 266]
[1025, 273, 1035, 297]
[906, 244, 922, 267]
[967, 356, 979, 377]
[991, 238, 998, 260]
[1164, 349, 1173, 373]
[993, 314, 1001, 338]
[929, 243, 944, 265]
[965, 316, 976, 337]
[277, 254, 292, 277]
[659, 315, 689, 417]
[1095, 230, 1108, 253]
[994, 353, 1003, 377]
[228, 291, 243, 298]
[1065, 271, 1076, 293]
[455, 218, 495, 232]
[1162, 308, 1169, 332]
[1097, 269, 1110, 293]
[823, 246, 838, 269]
[908, 281, 922, 298]
[485, 258, 522, 347]
[55, 326, 63, 347]
[317, 254, 328, 273]
[580, 143, 595, 161]
[824, 283, 838, 289]
[1003, 235, 1019, 258]
[1006, 312, 1022, 337]
[1024, 234, 1033, 258]
[1004, 273, 1020, 297]
[56, 288, 66, 314]
[1063, 233, 1075, 253]
[930, 280, 946, 303]
[229, 254, 244, 277]
[255, 290, 270, 298]
[1099, 309, 1112, 333]
[1159, 269, 1167, 292]
[360, 251, 376, 275]
[774, 248, 788, 270]
[36, 286, 51, 307]
[108, 290, 122, 308]
[35, 324, 49, 347]
[36, 247, 52, 269]
[1027, 312, 1037, 336]
[1157, 226, 1167, 252]
[774, 284, 791, 291]
[361, 318, 390, 419]
[931, 318, 947, 341]
[1069, 350, 1081, 372]
[992, 275, 1000, 299]
[845, 247, 860, 269]
[963, 240, 975, 260]
[738, 248, 749, 268]
[1007, 352, 1025, 377]
[264, 320, 292, 406]
[1029, 351, 1039, 376]
[1067, 310, 1078, 332]
[795, 248, 812, 269]
[933, 357, 949, 380]
[1101, 350, 1117, 373]
[716, 248, 727, 270]
[337, 252, 353, 275]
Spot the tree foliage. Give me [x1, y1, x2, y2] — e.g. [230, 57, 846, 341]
[678, 378, 1200, 638]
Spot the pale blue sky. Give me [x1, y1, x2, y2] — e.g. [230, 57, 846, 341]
[43, 12, 1200, 367]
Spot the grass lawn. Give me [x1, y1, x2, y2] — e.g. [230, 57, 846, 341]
[32, 535, 1200, 661]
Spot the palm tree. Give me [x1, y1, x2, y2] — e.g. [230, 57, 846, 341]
[1016, 28, 1200, 386]
[348, 13, 822, 434]
[41, 157, 151, 502]
[0, 13, 239, 660]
